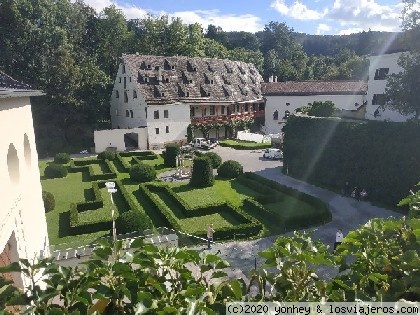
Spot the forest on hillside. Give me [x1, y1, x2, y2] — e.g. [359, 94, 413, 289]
[0, 0, 410, 155]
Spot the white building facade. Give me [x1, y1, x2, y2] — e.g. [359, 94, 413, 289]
[0, 72, 49, 289]
[366, 52, 413, 121]
[109, 54, 265, 149]
[262, 81, 368, 134]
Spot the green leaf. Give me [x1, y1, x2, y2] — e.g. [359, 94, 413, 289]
[93, 247, 112, 260]
[225, 279, 243, 300]
[211, 271, 228, 279]
[0, 262, 22, 273]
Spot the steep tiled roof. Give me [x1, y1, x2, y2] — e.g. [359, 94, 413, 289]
[262, 81, 368, 96]
[0, 71, 44, 98]
[122, 54, 264, 105]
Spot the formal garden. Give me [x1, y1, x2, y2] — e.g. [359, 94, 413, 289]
[39, 148, 331, 250]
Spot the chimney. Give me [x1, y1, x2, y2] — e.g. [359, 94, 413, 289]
[269, 75, 274, 82]
[157, 68, 162, 82]
[274, 76, 278, 82]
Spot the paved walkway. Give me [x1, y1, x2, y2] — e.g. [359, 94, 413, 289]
[195, 146, 402, 276]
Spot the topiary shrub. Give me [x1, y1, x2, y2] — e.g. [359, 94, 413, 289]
[204, 152, 222, 169]
[116, 210, 150, 234]
[129, 163, 156, 182]
[54, 152, 70, 164]
[190, 157, 214, 187]
[42, 191, 55, 212]
[44, 163, 68, 178]
[97, 151, 116, 161]
[164, 144, 180, 167]
[217, 160, 243, 179]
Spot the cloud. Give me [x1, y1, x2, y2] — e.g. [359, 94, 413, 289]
[270, 0, 404, 34]
[316, 23, 331, 35]
[170, 10, 263, 33]
[271, 0, 325, 20]
[81, 1, 263, 32]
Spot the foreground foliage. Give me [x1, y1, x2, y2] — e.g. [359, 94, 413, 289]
[0, 210, 418, 313]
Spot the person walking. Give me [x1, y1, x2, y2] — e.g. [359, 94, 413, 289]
[334, 229, 343, 253]
[207, 224, 215, 249]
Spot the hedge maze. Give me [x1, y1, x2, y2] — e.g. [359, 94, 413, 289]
[44, 150, 330, 246]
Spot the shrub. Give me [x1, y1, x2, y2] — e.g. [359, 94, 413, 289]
[204, 152, 222, 169]
[190, 157, 214, 187]
[164, 144, 180, 167]
[129, 163, 157, 182]
[307, 101, 336, 117]
[116, 210, 150, 234]
[42, 191, 55, 212]
[97, 151, 116, 161]
[54, 152, 70, 164]
[217, 160, 243, 179]
[44, 163, 68, 178]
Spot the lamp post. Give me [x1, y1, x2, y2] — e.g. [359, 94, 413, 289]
[105, 181, 117, 258]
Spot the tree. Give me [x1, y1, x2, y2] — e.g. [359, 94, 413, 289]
[307, 101, 336, 117]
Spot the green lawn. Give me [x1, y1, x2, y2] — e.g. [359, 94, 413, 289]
[220, 139, 271, 150]
[40, 153, 329, 248]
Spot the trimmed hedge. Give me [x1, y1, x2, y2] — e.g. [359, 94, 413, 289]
[239, 172, 332, 228]
[203, 152, 222, 169]
[283, 116, 420, 208]
[76, 182, 103, 212]
[190, 157, 214, 187]
[143, 183, 263, 240]
[97, 151, 116, 161]
[217, 160, 243, 179]
[44, 163, 68, 178]
[119, 151, 157, 158]
[164, 144, 180, 167]
[116, 210, 151, 234]
[42, 191, 55, 212]
[54, 153, 70, 164]
[219, 140, 271, 150]
[129, 163, 157, 182]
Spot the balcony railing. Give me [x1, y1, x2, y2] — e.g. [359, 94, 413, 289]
[191, 111, 264, 125]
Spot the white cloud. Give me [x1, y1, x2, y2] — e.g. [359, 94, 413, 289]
[337, 27, 364, 35]
[271, 0, 325, 20]
[316, 23, 331, 35]
[170, 10, 263, 33]
[270, 0, 404, 34]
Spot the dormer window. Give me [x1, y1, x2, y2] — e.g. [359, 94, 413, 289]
[161, 92, 165, 97]
[144, 77, 149, 83]
[189, 79, 193, 84]
[147, 64, 151, 69]
[122, 64, 126, 74]
[171, 65, 175, 70]
[133, 90, 137, 99]
[186, 92, 189, 97]
[165, 77, 169, 83]
[207, 92, 211, 97]
[210, 80, 214, 84]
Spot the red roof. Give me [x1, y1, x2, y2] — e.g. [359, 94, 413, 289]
[262, 80, 368, 96]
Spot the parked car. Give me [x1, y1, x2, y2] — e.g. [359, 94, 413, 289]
[263, 148, 283, 160]
[208, 138, 219, 148]
[190, 138, 211, 150]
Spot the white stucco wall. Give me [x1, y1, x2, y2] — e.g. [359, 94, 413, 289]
[0, 97, 49, 288]
[110, 64, 148, 129]
[147, 103, 190, 148]
[94, 127, 148, 153]
[366, 52, 413, 122]
[264, 94, 365, 134]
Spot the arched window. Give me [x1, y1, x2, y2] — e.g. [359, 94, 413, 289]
[273, 110, 279, 120]
[126, 110, 130, 117]
[23, 134, 31, 167]
[7, 144, 19, 184]
[283, 110, 290, 119]
[133, 90, 137, 99]
[124, 92, 128, 103]
[130, 110, 134, 118]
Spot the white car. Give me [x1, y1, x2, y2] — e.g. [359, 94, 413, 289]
[263, 148, 283, 160]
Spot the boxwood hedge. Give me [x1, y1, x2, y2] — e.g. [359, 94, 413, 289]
[283, 116, 420, 208]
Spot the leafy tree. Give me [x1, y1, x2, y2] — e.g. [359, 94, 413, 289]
[307, 101, 336, 117]
[203, 38, 229, 59]
[229, 48, 264, 74]
[385, 53, 420, 119]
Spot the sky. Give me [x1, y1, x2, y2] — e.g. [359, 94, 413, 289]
[83, 0, 410, 35]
